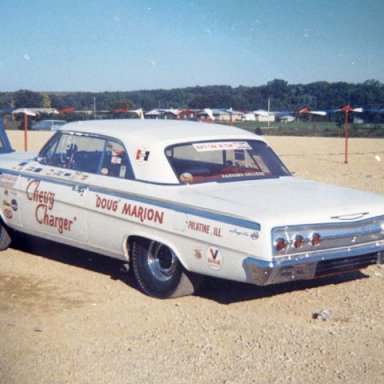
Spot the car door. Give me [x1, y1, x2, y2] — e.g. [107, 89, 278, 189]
[15, 132, 95, 245]
[17, 172, 89, 243]
[84, 138, 136, 258]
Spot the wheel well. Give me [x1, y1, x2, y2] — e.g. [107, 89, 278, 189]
[0, 216, 14, 235]
[127, 235, 148, 252]
[127, 235, 183, 268]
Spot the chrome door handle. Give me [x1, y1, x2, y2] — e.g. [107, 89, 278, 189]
[72, 184, 87, 194]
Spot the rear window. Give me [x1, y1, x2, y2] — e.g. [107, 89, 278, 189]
[165, 140, 290, 184]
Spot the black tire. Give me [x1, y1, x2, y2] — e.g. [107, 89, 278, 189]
[0, 223, 12, 251]
[131, 238, 198, 299]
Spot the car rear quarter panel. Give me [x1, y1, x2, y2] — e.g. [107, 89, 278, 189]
[85, 181, 267, 281]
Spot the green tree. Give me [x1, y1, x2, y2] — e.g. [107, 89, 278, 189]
[13, 90, 43, 108]
[41, 93, 52, 108]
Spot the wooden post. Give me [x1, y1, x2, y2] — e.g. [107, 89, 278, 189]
[344, 108, 349, 164]
[24, 112, 28, 151]
[341, 105, 353, 164]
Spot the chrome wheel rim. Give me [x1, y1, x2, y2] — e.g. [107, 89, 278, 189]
[147, 242, 178, 281]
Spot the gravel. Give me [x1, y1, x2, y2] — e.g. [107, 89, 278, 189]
[1, 133, 383, 383]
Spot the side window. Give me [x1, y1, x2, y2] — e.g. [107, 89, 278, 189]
[38, 133, 105, 173]
[38, 133, 134, 179]
[100, 140, 133, 179]
[37, 133, 62, 166]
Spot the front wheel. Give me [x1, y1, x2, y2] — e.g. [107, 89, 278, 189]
[131, 238, 199, 298]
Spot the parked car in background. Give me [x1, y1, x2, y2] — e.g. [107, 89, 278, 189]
[0, 119, 383, 298]
[31, 119, 66, 131]
[0, 119, 13, 154]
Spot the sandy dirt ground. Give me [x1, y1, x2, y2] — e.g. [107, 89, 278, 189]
[1, 131, 383, 384]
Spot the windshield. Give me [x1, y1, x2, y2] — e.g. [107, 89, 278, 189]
[165, 139, 291, 184]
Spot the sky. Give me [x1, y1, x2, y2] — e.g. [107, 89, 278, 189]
[1, 0, 383, 92]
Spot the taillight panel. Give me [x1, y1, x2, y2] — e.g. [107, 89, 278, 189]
[273, 232, 322, 253]
[293, 234, 305, 248]
[272, 216, 384, 257]
[274, 237, 289, 252]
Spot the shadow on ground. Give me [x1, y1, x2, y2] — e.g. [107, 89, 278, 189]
[11, 232, 368, 305]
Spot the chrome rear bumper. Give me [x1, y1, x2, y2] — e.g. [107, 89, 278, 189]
[244, 247, 384, 286]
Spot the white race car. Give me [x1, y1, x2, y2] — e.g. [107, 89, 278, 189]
[0, 119, 383, 298]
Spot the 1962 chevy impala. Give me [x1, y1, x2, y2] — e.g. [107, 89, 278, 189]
[0, 119, 383, 298]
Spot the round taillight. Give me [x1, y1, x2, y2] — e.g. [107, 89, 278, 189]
[275, 237, 288, 252]
[293, 234, 305, 248]
[311, 233, 321, 246]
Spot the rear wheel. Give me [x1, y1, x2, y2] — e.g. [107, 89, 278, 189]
[131, 238, 198, 298]
[0, 223, 11, 251]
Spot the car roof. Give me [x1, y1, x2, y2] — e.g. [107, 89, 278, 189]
[34, 120, 66, 124]
[39, 119, 66, 122]
[60, 119, 266, 183]
[61, 119, 262, 147]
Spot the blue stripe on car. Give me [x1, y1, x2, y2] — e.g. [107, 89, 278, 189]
[0, 168, 261, 231]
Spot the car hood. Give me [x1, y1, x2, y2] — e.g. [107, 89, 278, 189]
[177, 176, 384, 227]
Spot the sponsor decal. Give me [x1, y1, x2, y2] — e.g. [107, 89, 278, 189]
[0, 174, 18, 189]
[12, 162, 29, 171]
[11, 199, 18, 212]
[206, 246, 223, 270]
[26, 180, 75, 234]
[193, 141, 251, 152]
[44, 169, 87, 180]
[187, 219, 222, 237]
[121, 203, 164, 224]
[230, 228, 259, 240]
[194, 248, 203, 260]
[96, 195, 119, 212]
[251, 232, 259, 240]
[188, 220, 210, 234]
[95, 195, 165, 225]
[4, 208, 13, 220]
[69, 172, 89, 181]
[221, 171, 264, 178]
[136, 149, 150, 163]
[111, 156, 122, 165]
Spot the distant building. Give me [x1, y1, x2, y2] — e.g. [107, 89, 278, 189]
[254, 110, 275, 123]
[145, 108, 180, 119]
[242, 112, 256, 121]
[279, 115, 295, 123]
[178, 109, 198, 120]
[12, 107, 59, 116]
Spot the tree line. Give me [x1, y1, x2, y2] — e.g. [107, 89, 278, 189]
[1, 79, 384, 120]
